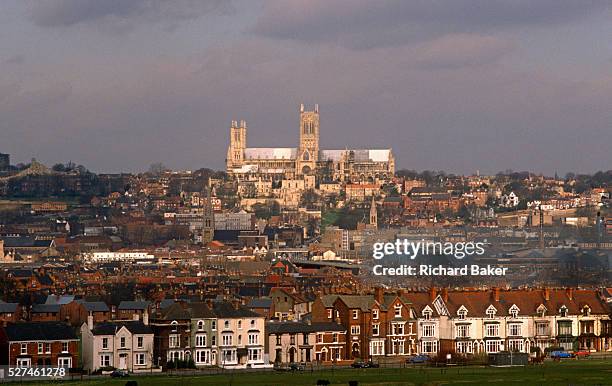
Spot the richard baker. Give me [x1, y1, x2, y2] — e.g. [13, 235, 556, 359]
[373, 264, 508, 276]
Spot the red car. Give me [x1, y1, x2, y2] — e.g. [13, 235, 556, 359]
[574, 350, 590, 358]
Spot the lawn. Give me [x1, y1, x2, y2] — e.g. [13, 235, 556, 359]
[28, 360, 612, 386]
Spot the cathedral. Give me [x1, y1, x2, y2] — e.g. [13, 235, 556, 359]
[226, 104, 395, 183]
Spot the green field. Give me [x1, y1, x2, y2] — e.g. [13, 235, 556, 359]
[28, 360, 612, 386]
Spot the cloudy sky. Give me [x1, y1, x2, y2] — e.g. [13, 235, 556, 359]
[1, 1, 611, 175]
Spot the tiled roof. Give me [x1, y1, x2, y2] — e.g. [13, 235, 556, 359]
[92, 321, 152, 336]
[266, 321, 345, 334]
[118, 301, 150, 310]
[0, 303, 18, 313]
[6, 322, 77, 341]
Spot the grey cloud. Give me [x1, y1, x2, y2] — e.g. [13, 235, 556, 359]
[29, 0, 231, 28]
[253, 0, 610, 49]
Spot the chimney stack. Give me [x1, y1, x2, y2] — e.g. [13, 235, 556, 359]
[493, 287, 500, 302]
[374, 287, 384, 304]
[544, 288, 550, 301]
[429, 287, 437, 302]
[441, 288, 448, 303]
[87, 313, 93, 330]
[566, 288, 573, 300]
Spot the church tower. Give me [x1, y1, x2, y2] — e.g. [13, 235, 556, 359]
[369, 195, 378, 229]
[226, 119, 247, 171]
[296, 103, 319, 176]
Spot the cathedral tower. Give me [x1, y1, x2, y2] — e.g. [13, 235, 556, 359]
[297, 103, 319, 176]
[226, 119, 247, 170]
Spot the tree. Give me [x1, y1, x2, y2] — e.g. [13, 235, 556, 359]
[148, 162, 168, 176]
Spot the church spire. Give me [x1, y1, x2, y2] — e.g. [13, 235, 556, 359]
[369, 195, 378, 229]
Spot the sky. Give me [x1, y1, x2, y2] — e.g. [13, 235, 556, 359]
[1, 0, 611, 176]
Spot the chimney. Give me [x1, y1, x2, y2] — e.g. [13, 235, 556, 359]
[374, 287, 384, 304]
[566, 288, 573, 300]
[441, 288, 448, 303]
[206, 299, 214, 309]
[493, 287, 500, 302]
[232, 299, 240, 310]
[544, 288, 550, 301]
[429, 287, 437, 302]
[143, 309, 149, 326]
[87, 313, 93, 330]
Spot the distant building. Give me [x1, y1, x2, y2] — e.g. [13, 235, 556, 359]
[0, 153, 9, 171]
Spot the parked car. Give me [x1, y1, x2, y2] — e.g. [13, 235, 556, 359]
[289, 362, 306, 371]
[407, 355, 431, 364]
[110, 369, 129, 378]
[366, 361, 380, 368]
[574, 350, 590, 358]
[273, 363, 291, 372]
[351, 360, 368, 368]
[550, 351, 573, 359]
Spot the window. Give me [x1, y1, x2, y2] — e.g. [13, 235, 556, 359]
[486, 308, 496, 319]
[62, 342, 69, 353]
[169, 335, 179, 348]
[332, 333, 339, 343]
[557, 321, 572, 336]
[372, 323, 380, 336]
[582, 306, 591, 317]
[248, 348, 261, 362]
[351, 325, 360, 335]
[171, 320, 178, 332]
[327, 309, 333, 319]
[211, 321, 216, 330]
[137, 336, 144, 348]
[485, 340, 501, 353]
[421, 341, 438, 354]
[20, 343, 27, 355]
[456, 324, 470, 338]
[458, 310, 467, 320]
[248, 333, 259, 345]
[370, 340, 384, 356]
[510, 309, 518, 318]
[508, 324, 521, 336]
[211, 336, 216, 346]
[372, 309, 379, 319]
[222, 334, 233, 346]
[394, 304, 402, 318]
[238, 335, 242, 345]
[224, 320, 230, 329]
[392, 322, 404, 335]
[195, 350, 210, 364]
[38, 343, 43, 354]
[316, 333, 323, 343]
[352, 310, 359, 319]
[100, 354, 111, 367]
[135, 353, 146, 365]
[423, 310, 432, 320]
[16, 358, 31, 368]
[102, 337, 109, 350]
[58, 357, 71, 368]
[290, 334, 296, 345]
[456, 341, 472, 354]
[250, 320, 256, 328]
[120, 337, 126, 349]
[507, 339, 523, 352]
[303, 334, 309, 345]
[559, 306, 568, 318]
[197, 320, 204, 330]
[536, 322, 549, 336]
[196, 334, 206, 347]
[275, 335, 281, 345]
[486, 324, 499, 337]
[238, 320, 242, 329]
[422, 324, 435, 337]
[45, 343, 51, 354]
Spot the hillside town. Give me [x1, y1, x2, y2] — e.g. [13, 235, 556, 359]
[0, 107, 610, 375]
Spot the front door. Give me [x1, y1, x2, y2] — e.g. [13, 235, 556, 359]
[119, 354, 127, 369]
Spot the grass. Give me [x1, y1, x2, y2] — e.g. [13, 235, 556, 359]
[28, 359, 612, 386]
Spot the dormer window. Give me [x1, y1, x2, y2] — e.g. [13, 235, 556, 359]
[372, 309, 379, 320]
[394, 304, 402, 318]
[582, 306, 590, 317]
[458, 310, 466, 320]
[509, 305, 520, 319]
[486, 305, 497, 319]
[423, 309, 432, 320]
[537, 305, 546, 318]
[171, 320, 178, 332]
[559, 306, 568, 318]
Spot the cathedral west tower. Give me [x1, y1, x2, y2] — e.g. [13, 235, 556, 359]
[296, 103, 319, 176]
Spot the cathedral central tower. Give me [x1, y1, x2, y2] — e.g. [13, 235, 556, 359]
[297, 103, 319, 176]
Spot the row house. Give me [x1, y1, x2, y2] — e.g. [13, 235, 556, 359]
[150, 300, 267, 369]
[0, 321, 79, 368]
[266, 321, 345, 364]
[410, 288, 611, 357]
[81, 321, 154, 373]
[311, 291, 417, 361]
[269, 287, 310, 321]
